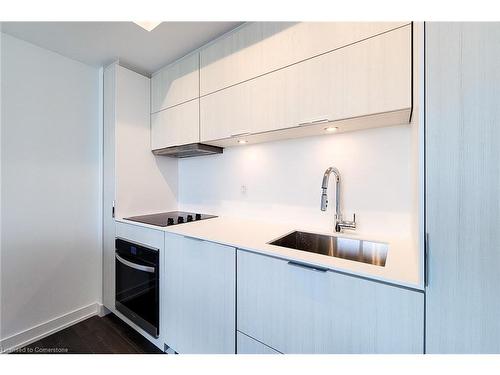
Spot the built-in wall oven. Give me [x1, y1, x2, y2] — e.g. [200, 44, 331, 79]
[115, 238, 159, 338]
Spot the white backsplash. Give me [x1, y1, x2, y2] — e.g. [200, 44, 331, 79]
[179, 124, 418, 240]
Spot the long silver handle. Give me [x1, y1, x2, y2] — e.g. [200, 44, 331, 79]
[425, 233, 429, 287]
[288, 261, 328, 273]
[116, 253, 155, 273]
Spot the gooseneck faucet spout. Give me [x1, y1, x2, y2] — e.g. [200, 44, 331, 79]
[321, 167, 341, 216]
[320, 167, 356, 233]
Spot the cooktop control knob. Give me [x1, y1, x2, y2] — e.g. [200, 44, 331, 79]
[177, 216, 184, 224]
[195, 213, 202, 220]
[187, 215, 193, 222]
[167, 218, 174, 226]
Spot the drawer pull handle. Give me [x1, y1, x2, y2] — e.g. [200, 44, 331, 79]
[298, 118, 330, 127]
[287, 261, 328, 273]
[310, 118, 330, 124]
[184, 236, 205, 242]
[230, 132, 252, 138]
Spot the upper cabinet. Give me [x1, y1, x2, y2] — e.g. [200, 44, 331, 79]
[151, 99, 199, 149]
[151, 52, 199, 113]
[150, 22, 413, 153]
[200, 25, 412, 144]
[150, 53, 200, 150]
[200, 22, 410, 96]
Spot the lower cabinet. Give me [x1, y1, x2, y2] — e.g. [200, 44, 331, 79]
[162, 236, 423, 354]
[237, 250, 424, 354]
[237, 331, 280, 354]
[164, 233, 236, 353]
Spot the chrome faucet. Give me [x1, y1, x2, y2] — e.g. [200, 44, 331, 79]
[321, 167, 356, 232]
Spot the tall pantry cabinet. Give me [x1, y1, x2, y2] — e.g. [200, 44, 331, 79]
[425, 22, 500, 353]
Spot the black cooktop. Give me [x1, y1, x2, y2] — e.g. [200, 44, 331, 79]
[124, 211, 217, 227]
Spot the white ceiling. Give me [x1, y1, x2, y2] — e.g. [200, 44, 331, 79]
[1, 21, 243, 75]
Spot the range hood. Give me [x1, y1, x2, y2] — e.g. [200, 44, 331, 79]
[152, 143, 223, 158]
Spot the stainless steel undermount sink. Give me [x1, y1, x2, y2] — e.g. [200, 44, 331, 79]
[268, 231, 388, 267]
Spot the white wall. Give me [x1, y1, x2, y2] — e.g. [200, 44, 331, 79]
[179, 124, 416, 241]
[0, 34, 101, 344]
[114, 65, 178, 218]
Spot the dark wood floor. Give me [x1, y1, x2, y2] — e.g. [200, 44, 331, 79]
[13, 314, 164, 354]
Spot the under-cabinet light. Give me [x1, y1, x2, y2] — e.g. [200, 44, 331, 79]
[325, 126, 339, 132]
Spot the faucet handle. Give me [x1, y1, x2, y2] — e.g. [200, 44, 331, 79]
[338, 213, 357, 231]
[345, 212, 356, 225]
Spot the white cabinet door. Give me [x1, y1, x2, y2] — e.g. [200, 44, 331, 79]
[151, 99, 199, 150]
[200, 70, 296, 141]
[425, 23, 500, 353]
[164, 234, 236, 354]
[151, 52, 199, 113]
[237, 250, 424, 354]
[237, 332, 280, 354]
[200, 22, 409, 95]
[200, 25, 411, 143]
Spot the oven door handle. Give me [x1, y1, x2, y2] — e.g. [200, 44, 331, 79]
[115, 253, 155, 274]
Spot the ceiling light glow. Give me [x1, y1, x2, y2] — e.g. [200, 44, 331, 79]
[133, 21, 162, 32]
[237, 139, 248, 145]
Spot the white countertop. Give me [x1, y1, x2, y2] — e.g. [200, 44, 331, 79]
[116, 216, 423, 291]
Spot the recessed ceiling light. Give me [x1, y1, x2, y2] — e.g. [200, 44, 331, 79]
[325, 126, 339, 132]
[133, 21, 162, 32]
[237, 139, 248, 145]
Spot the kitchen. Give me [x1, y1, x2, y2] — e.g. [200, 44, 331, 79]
[1, 2, 500, 373]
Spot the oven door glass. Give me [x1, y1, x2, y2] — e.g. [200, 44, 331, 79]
[115, 239, 159, 338]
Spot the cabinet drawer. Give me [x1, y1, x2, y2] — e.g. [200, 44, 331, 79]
[237, 331, 280, 354]
[115, 221, 164, 249]
[151, 99, 199, 150]
[237, 250, 424, 354]
[151, 52, 199, 113]
[200, 26, 411, 143]
[200, 22, 409, 95]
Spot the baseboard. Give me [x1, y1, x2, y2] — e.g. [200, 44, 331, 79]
[0, 302, 100, 353]
[98, 304, 111, 318]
